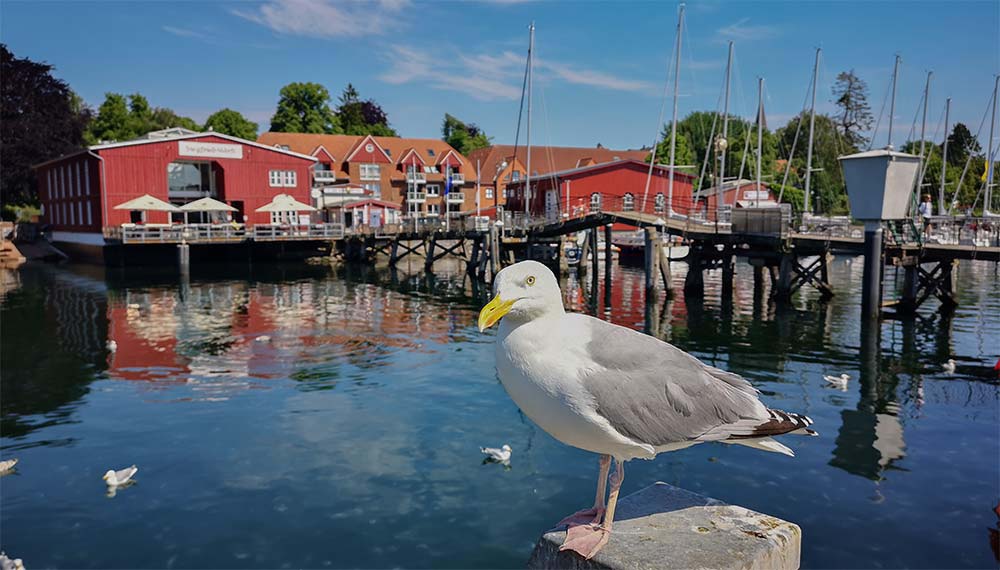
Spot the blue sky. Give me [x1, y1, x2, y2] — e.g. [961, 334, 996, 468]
[3, 0, 998, 150]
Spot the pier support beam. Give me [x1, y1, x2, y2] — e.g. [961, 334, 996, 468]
[604, 225, 613, 308]
[772, 252, 834, 301]
[861, 221, 884, 320]
[644, 227, 659, 301]
[488, 224, 500, 282]
[683, 244, 705, 298]
[892, 259, 959, 314]
[658, 240, 672, 299]
[177, 243, 190, 276]
[589, 228, 599, 295]
[720, 245, 735, 305]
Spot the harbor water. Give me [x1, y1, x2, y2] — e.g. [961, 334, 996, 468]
[1, 257, 998, 568]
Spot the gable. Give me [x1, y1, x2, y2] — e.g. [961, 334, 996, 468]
[345, 135, 392, 163]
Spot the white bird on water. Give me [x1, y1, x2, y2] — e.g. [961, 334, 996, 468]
[481, 444, 512, 463]
[0, 551, 25, 570]
[107, 340, 118, 352]
[103, 465, 138, 487]
[0, 458, 18, 474]
[942, 359, 956, 374]
[823, 373, 850, 390]
[478, 261, 816, 560]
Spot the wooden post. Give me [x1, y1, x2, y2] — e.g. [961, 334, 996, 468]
[177, 243, 190, 276]
[644, 226, 658, 301]
[751, 260, 766, 301]
[658, 241, 672, 298]
[721, 245, 735, 305]
[683, 245, 704, 298]
[774, 253, 795, 301]
[488, 224, 500, 281]
[939, 259, 958, 309]
[590, 229, 599, 296]
[819, 251, 832, 297]
[579, 231, 591, 275]
[424, 236, 436, 271]
[604, 225, 613, 309]
[900, 263, 918, 311]
[389, 239, 399, 267]
[467, 238, 481, 276]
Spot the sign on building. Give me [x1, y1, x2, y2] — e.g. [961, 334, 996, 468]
[179, 141, 244, 160]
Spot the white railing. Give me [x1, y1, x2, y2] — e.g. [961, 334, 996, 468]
[449, 173, 465, 184]
[252, 223, 344, 240]
[405, 172, 427, 184]
[465, 216, 491, 232]
[110, 223, 247, 244]
[446, 192, 465, 202]
[407, 191, 427, 202]
[314, 170, 337, 182]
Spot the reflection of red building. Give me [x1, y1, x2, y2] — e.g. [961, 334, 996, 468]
[33, 128, 317, 255]
[505, 159, 696, 228]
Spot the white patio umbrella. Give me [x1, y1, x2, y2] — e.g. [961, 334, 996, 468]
[255, 194, 318, 218]
[113, 194, 181, 212]
[179, 196, 238, 225]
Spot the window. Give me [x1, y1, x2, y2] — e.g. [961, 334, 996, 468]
[654, 193, 666, 214]
[363, 183, 381, 197]
[623, 193, 635, 212]
[423, 165, 439, 174]
[427, 203, 440, 216]
[268, 170, 297, 188]
[511, 171, 521, 182]
[427, 149, 436, 157]
[130, 210, 144, 224]
[270, 211, 296, 224]
[485, 188, 494, 199]
[503, 174, 510, 182]
[426, 184, 440, 197]
[590, 193, 602, 212]
[360, 164, 380, 180]
[407, 201, 421, 214]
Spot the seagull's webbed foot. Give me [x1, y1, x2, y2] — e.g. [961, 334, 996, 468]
[559, 522, 611, 559]
[558, 456, 623, 560]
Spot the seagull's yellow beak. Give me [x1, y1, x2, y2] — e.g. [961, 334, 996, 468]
[478, 295, 516, 332]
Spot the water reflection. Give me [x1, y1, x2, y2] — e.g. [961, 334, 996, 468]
[1, 257, 998, 569]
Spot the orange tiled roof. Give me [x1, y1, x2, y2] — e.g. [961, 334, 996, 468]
[466, 144, 649, 184]
[257, 132, 472, 179]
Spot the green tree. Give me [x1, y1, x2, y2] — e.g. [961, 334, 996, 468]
[775, 112, 851, 213]
[442, 113, 491, 154]
[204, 108, 258, 139]
[88, 93, 133, 143]
[334, 84, 396, 136]
[943, 123, 981, 167]
[150, 107, 199, 132]
[831, 70, 873, 149]
[1, 44, 90, 205]
[270, 82, 341, 134]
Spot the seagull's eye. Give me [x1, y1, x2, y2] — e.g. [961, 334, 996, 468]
[526, 276, 536, 286]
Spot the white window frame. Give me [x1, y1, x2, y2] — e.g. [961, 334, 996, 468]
[282, 170, 297, 187]
[485, 188, 494, 199]
[423, 165, 439, 174]
[623, 193, 635, 212]
[590, 193, 602, 212]
[654, 193, 666, 214]
[426, 184, 440, 197]
[407, 201, 421, 214]
[360, 163, 380, 180]
[269, 170, 283, 187]
[511, 171, 521, 182]
[426, 203, 440, 216]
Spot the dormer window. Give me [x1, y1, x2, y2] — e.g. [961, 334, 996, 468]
[427, 149, 436, 157]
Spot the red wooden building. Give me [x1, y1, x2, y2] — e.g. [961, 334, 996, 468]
[700, 179, 775, 212]
[504, 159, 697, 227]
[33, 128, 317, 256]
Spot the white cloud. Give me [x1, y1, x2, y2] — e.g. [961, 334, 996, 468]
[380, 44, 656, 101]
[714, 18, 779, 42]
[163, 26, 209, 40]
[233, 0, 409, 39]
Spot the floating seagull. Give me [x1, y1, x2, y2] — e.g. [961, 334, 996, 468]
[481, 444, 512, 463]
[255, 335, 271, 343]
[0, 458, 18, 475]
[478, 261, 816, 559]
[103, 465, 138, 487]
[823, 373, 850, 390]
[0, 552, 24, 570]
[942, 359, 956, 374]
[107, 340, 118, 352]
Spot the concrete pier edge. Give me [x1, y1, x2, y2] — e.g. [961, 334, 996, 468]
[527, 482, 801, 570]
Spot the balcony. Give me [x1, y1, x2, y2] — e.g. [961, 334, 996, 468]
[407, 191, 427, 202]
[314, 170, 337, 183]
[448, 173, 465, 184]
[446, 192, 465, 203]
[405, 171, 427, 184]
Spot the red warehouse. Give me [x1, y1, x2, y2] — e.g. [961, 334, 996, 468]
[505, 159, 697, 228]
[33, 128, 329, 262]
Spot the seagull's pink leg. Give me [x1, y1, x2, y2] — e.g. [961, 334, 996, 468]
[555, 454, 610, 529]
[560, 458, 624, 559]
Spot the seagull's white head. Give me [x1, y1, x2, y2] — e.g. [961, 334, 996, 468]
[102, 470, 115, 483]
[501, 444, 512, 452]
[479, 261, 563, 331]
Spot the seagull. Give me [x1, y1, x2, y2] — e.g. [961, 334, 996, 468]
[823, 373, 850, 390]
[0, 552, 25, 570]
[0, 458, 18, 474]
[478, 261, 816, 560]
[255, 335, 271, 343]
[942, 359, 956, 374]
[103, 465, 138, 487]
[481, 444, 512, 463]
[107, 340, 118, 352]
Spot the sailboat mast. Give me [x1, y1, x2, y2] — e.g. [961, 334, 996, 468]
[804, 48, 820, 215]
[887, 54, 900, 148]
[525, 22, 534, 219]
[986, 75, 999, 215]
[756, 77, 764, 208]
[666, 4, 684, 216]
[939, 97, 950, 214]
[719, 41, 733, 218]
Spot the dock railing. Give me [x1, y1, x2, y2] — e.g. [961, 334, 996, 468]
[252, 223, 344, 241]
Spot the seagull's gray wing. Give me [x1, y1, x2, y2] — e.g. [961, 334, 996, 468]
[577, 315, 776, 447]
[114, 466, 137, 482]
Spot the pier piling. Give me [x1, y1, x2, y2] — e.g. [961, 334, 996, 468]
[644, 227, 658, 301]
[604, 225, 612, 307]
[177, 243, 190, 275]
[861, 222, 884, 320]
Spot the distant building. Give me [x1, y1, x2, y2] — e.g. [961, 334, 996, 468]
[505, 159, 696, 228]
[33, 128, 317, 259]
[699, 179, 776, 212]
[466, 144, 650, 211]
[257, 133, 477, 223]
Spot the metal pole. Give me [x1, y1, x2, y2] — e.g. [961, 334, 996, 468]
[476, 158, 481, 218]
[861, 220, 883, 320]
[916, 71, 931, 214]
[804, 48, 820, 215]
[756, 77, 764, 208]
[887, 55, 900, 148]
[940, 97, 951, 214]
[525, 22, 534, 222]
[719, 41, 733, 220]
[986, 75, 999, 215]
[666, 4, 684, 217]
